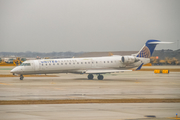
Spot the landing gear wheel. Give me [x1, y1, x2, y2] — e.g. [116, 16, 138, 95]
[97, 75, 104, 80]
[88, 74, 94, 80]
[20, 75, 24, 80]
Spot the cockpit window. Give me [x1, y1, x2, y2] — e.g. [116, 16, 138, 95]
[20, 63, 31, 66]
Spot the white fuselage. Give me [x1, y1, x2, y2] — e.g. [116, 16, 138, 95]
[11, 55, 150, 75]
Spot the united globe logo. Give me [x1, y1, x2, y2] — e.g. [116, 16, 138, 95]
[137, 46, 151, 58]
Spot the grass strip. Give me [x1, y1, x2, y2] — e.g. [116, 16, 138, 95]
[0, 99, 180, 105]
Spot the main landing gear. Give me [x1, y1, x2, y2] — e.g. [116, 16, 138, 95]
[97, 74, 104, 80]
[87, 74, 104, 80]
[88, 74, 94, 80]
[20, 74, 24, 80]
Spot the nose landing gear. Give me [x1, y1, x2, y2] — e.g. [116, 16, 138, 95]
[20, 75, 24, 80]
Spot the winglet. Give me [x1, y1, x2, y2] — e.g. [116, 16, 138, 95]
[136, 63, 144, 70]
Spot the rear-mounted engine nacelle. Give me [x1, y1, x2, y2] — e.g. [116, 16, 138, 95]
[121, 56, 139, 64]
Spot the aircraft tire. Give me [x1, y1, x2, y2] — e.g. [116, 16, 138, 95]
[20, 75, 24, 80]
[88, 74, 94, 80]
[98, 75, 104, 80]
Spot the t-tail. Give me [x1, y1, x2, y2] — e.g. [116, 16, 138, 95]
[136, 40, 172, 58]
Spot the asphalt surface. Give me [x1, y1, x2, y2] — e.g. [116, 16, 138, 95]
[1, 103, 179, 120]
[0, 66, 180, 120]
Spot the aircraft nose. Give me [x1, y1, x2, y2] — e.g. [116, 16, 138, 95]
[10, 68, 15, 73]
[10, 67, 19, 73]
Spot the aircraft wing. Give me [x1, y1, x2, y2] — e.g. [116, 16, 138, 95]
[85, 70, 132, 74]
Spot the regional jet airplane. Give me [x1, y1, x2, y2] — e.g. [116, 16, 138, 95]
[11, 40, 171, 80]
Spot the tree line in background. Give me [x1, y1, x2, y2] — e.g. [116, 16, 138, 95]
[152, 49, 180, 60]
[0, 49, 180, 60]
[0, 51, 84, 58]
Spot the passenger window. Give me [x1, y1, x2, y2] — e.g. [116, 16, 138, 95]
[107, 61, 109, 63]
[96, 62, 98, 63]
[111, 61, 113, 63]
[65, 63, 67, 65]
[88, 62, 90, 64]
[77, 62, 79, 64]
[57, 63, 59, 65]
[61, 63, 63, 65]
[104, 61, 106, 63]
[81, 62, 83, 64]
[53, 63, 55, 65]
[69, 63, 71, 65]
[49, 64, 51, 65]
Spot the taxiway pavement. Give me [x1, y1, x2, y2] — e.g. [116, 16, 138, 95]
[0, 66, 180, 120]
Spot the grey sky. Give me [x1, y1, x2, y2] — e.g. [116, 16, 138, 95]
[0, 0, 180, 52]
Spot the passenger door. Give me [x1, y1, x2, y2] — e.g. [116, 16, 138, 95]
[34, 60, 39, 71]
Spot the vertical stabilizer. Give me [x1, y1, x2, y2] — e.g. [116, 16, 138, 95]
[136, 40, 160, 58]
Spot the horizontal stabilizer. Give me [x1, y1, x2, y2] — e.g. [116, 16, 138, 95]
[148, 41, 173, 44]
